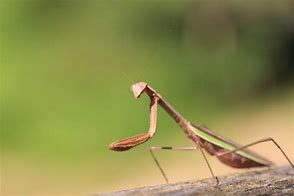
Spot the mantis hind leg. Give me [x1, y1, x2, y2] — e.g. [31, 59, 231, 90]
[216, 137, 294, 168]
[149, 146, 219, 184]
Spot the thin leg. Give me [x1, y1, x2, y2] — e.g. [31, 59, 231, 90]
[149, 146, 197, 183]
[149, 146, 218, 184]
[198, 146, 219, 185]
[217, 137, 294, 167]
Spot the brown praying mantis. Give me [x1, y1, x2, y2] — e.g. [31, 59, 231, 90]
[109, 82, 294, 184]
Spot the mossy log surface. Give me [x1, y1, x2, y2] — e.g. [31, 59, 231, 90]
[98, 166, 294, 196]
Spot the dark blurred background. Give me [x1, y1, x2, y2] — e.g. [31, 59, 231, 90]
[1, 0, 293, 195]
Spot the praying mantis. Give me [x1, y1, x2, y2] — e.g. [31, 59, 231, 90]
[109, 82, 294, 184]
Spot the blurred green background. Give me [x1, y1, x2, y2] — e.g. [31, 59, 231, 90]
[1, 0, 293, 195]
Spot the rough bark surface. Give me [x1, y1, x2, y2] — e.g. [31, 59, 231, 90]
[98, 166, 294, 196]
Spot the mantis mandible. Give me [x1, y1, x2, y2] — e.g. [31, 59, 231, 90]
[109, 82, 294, 184]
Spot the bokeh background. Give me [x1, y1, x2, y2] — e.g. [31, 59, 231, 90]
[1, 0, 294, 195]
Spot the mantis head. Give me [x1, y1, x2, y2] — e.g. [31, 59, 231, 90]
[131, 82, 147, 99]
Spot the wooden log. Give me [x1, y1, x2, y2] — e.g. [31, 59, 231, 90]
[98, 166, 294, 196]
